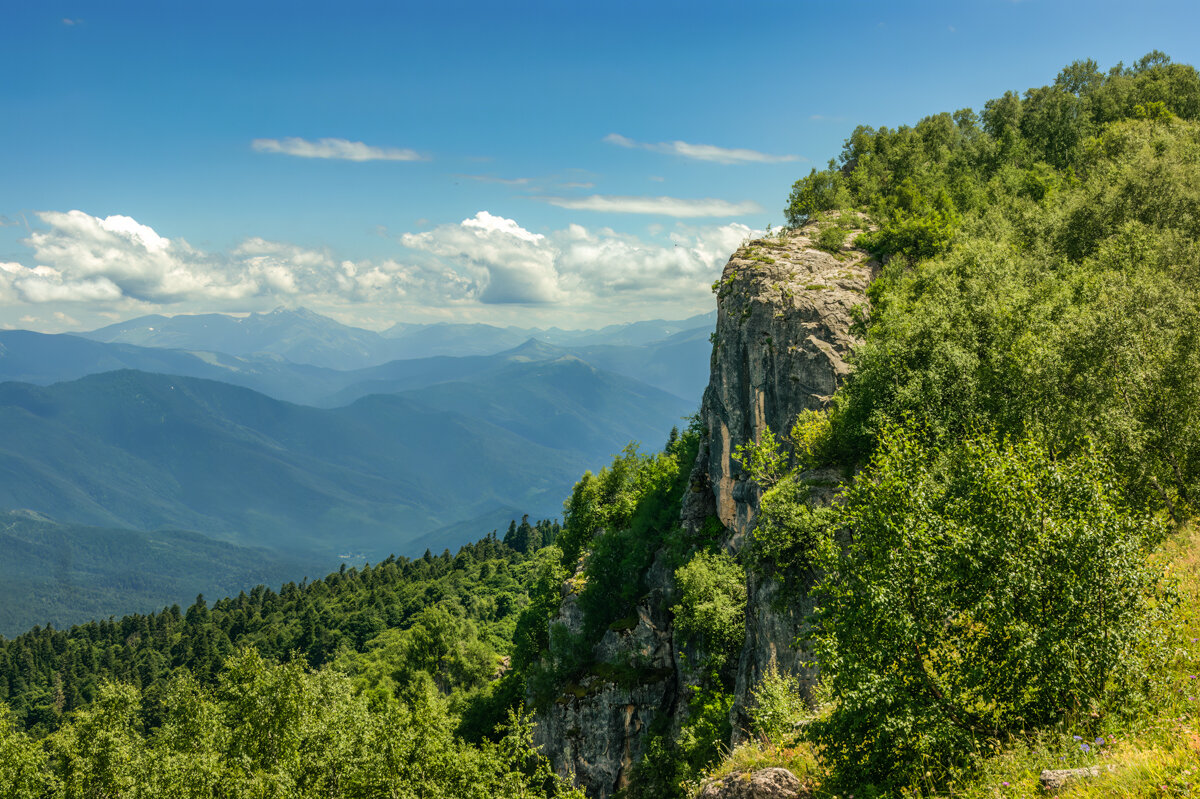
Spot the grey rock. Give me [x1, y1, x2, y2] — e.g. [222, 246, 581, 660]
[681, 226, 872, 736]
[1039, 766, 1107, 793]
[695, 767, 805, 799]
[689, 226, 874, 547]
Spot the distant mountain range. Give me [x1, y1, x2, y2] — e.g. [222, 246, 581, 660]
[0, 307, 711, 632]
[81, 306, 717, 373]
[2, 308, 714, 406]
[0, 363, 689, 554]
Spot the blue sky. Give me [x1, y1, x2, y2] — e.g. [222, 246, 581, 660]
[3, 0, 1198, 332]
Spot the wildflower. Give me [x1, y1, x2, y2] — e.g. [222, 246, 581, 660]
[1073, 735, 1082, 741]
[1001, 782, 1010, 787]
[1081, 743, 1091, 753]
[1095, 737, 1105, 745]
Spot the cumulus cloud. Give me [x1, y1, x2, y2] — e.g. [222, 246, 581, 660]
[401, 211, 560, 303]
[3, 211, 412, 308]
[398, 211, 754, 308]
[252, 137, 424, 162]
[1, 208, 755, 327]
[16, 211, 256, 303]
[540, 194, 762, 217]
[604, 133, 800, 165]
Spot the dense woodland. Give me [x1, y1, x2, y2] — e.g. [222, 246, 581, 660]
[4, 53, 1200, 797]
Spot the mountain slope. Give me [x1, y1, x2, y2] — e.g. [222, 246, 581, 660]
[0, 511, 315, 636]
[82, 307, 398, 369]
[0, 329, 348, 404]
[0, 365, 688, 559]
[79, 307, 717, 370]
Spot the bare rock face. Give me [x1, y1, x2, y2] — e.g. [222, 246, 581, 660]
[1039, 766, 1109, 793]
[695, 767, 806, 799]
[693, 227, 874, 547]
[533, 586, 677, 796]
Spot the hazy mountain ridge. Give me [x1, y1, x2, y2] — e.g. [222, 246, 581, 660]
[5, 312, 713, 406]
[80, 306, 716, 371]
[0, 362, 690, 560]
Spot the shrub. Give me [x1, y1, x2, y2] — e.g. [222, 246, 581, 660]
[748, 474, 836, 583]
[672, 551, 747, 677]
[784, 167, 849, 226]
[815, 224, 849, 253]
[748, 662, 807, 745]
[810, 427, 1169, 794]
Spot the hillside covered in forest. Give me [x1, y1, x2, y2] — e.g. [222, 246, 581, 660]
[3, 52, 1200, 799]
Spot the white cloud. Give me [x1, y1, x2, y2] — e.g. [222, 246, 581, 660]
[252, 137, 424, 162]
[456, 174, 533, 186]
[604, 133, 800, 165]
[540, 194, 762, 218]
[398, 211, 755, 308]
[1, 208, 755, 329]
[401, 212, 560, 303]
[19, 210, 255, 303]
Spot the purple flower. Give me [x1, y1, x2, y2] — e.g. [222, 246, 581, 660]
[1073, 735, 1082, 741]
[1095, 737, 1105, 745]
[1081, 743, 1091, 753]
[1001, 782, 1010, 787]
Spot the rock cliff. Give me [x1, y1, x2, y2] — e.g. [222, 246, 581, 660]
[691, 224, 874, 547]
[694, 223, 875, 739]
[534, 220, 875, 796]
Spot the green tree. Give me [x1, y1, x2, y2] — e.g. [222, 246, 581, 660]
[811, 428, 1168, 793]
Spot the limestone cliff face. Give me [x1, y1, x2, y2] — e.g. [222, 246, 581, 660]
[686, 223, 874, 739]
[534, 222, 874, 796]
[692, 227, 874, 547]
[532, 574, 677, 796]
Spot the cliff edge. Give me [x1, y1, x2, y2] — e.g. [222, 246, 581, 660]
[536, 219, 876, 796]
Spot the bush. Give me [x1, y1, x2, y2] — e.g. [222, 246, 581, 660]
[784, 168, 849, 226]
[810, 427, 1169, 794]
[815, 224, 849, 253]
[748, 474, 835, 583]
[748, 662, 807, 745]
[672, 551, 747, 677]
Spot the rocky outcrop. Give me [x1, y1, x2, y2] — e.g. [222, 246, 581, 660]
[689, 225, 874, 547]
[532, 583, 677, 795]
[695, 767, 807, 799]
[1039, 766, 1112, 793]
[686, 223, 873, 737]
[533, 221, 874, 797]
